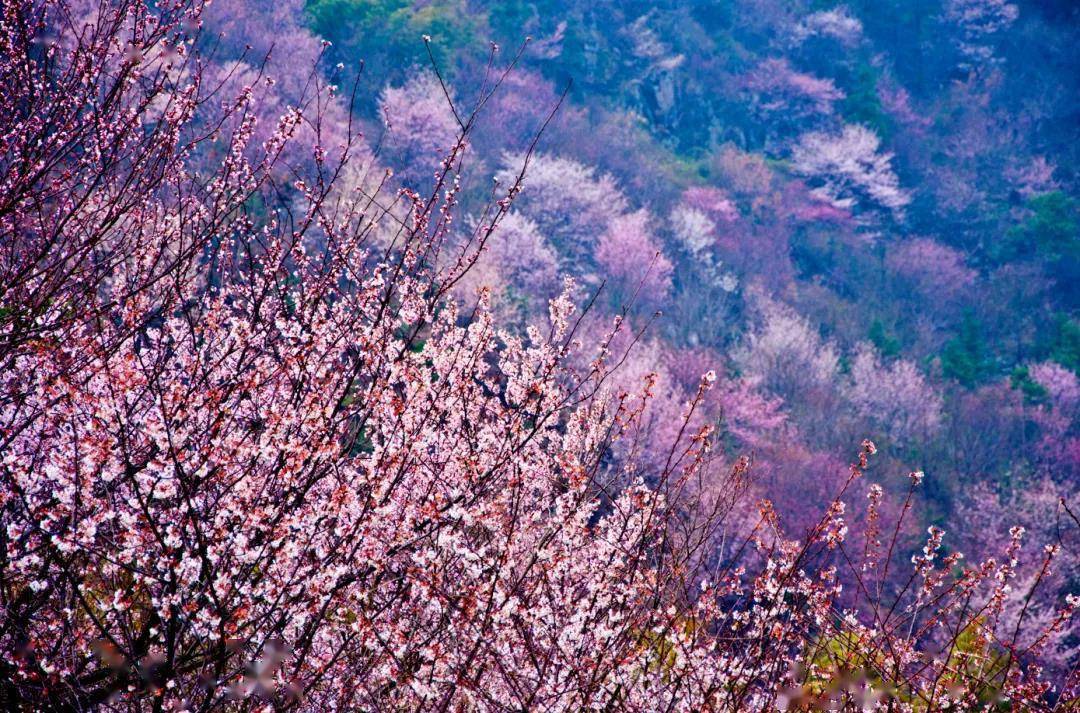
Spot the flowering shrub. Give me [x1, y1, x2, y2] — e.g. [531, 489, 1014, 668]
[0, 1, 1075, 710]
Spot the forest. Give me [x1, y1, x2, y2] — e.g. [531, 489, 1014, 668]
[300, 0, 1080, 553]
[0, 0, 1077, 709]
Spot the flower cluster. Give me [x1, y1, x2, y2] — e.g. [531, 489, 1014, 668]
[0, 1, 1073, 710]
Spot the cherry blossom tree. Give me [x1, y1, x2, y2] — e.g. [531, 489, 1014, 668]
[593, 209, 673, 304]
[1, 0, 253, 360]
[669, 188, 738, 259]
[379, 71, 462, 186]
[669, 204, 717, 257]
[494, 152, 628, 261]
[877, 82, 932, 130]
[791, 6, 864, 47]
[1028, 361, 1080, 478]
[472, 69, 572, 153]
[944, 0, 1020, 69]
[1007, 156, 1061, 199]
[665, 348, 784, 436]
[886, 237, 977, 301]
[958, 479, 1080, 677]
[736, 296, 840, 400]
[743, 58, 845, 139]
[847, 342, 943, 444]
[790, 124, 912, 220]
[4, 6, 732, 707]
[453, 211, 559, 322]
[682, 186, 739, 224]
[201, 0, 324, 93]
[1031, 362, 1080, 413]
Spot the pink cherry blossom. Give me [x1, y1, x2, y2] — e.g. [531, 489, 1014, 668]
[594, 209, 674, 301]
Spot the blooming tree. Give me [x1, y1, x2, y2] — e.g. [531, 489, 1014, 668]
[454, 211, 559, 322]
[1028, 361, 1080, 477]
[670, 187, 738, 261]
[790, 124, 912, 219]
[1006, 156, 1060, 198]
[737, 296, 840, 399]
[743, 58, 845, 120]
[379, 71, 462, 185]
[682, 186, 739, 223]
[202, 0, 325, 94]
[593, 209, 673, 303]
[877, 82, 932, 129]
[791, 6, 864, 47]
[958, 480, 1080, 676]
[944, 0, 1020, 68]
[1031, 361, 1080, 413]
[494, 152, 628, 261]
[886, 237, 977, 300]
[473, 69, 571, 153]
[847, 343, 943, 444]
[670, 204, 717, 256]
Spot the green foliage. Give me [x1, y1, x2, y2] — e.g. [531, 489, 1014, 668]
[307, 0, 482, 85]
[482, 0, 537, 40]
[941, 312, 993, 387]
[1027, 313, 1080, 374]
[798, 631, 903, 706]
[1049, 315, 1080, 372]
[1013, 191, 1079, 258]
[935, 621, 1012, 711]
[839, 61, 891, 137]
[800, 621, 1012, 711]
[690, 0, 735, 31]
[348, 425, 375, 455]
[848, 0, 947, 96]
[993, 191, 1079, 264]
[1009, 366, 1049, 404]
[868, 319, 901, 359]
